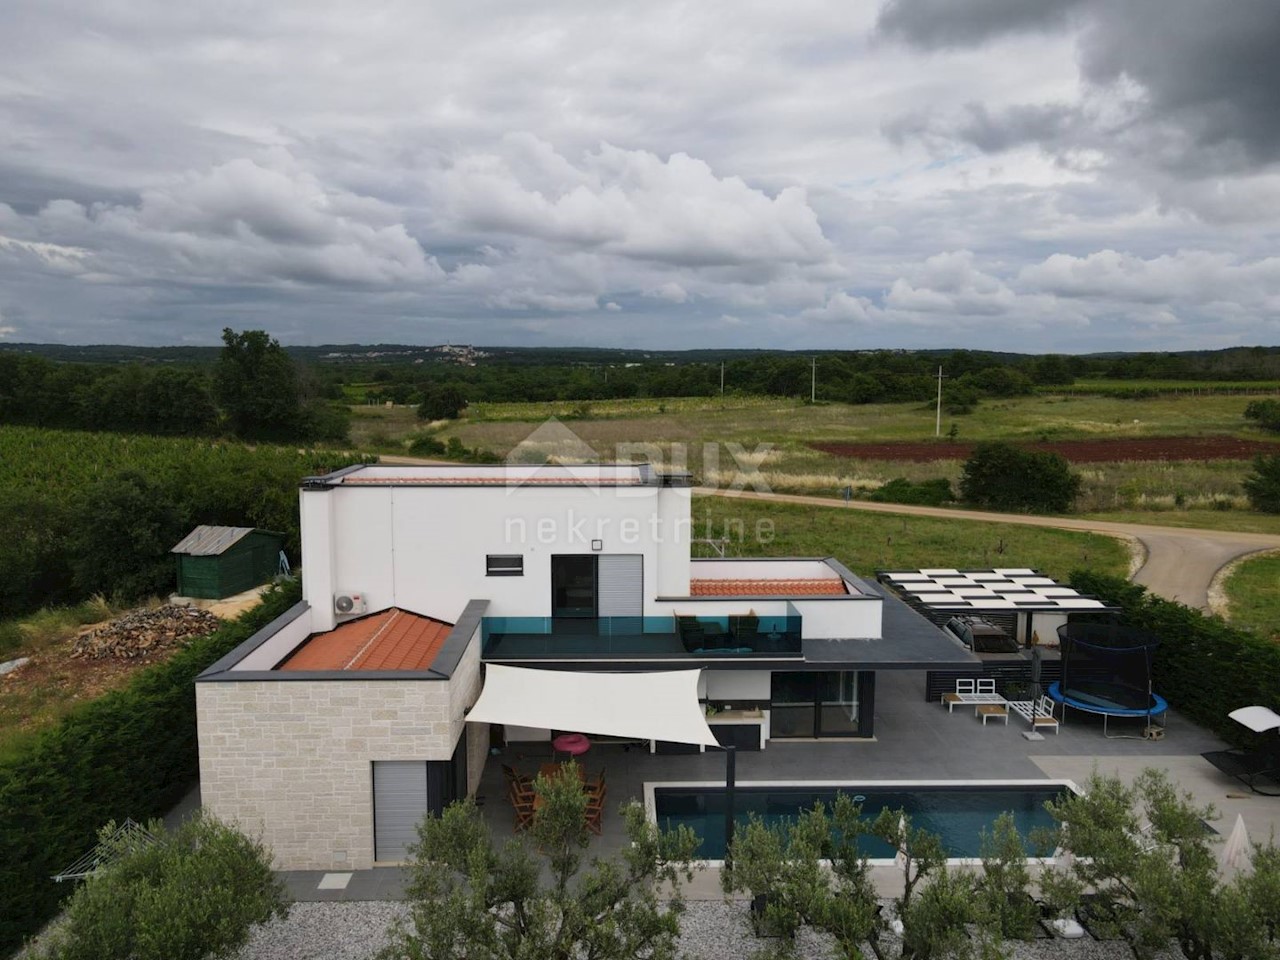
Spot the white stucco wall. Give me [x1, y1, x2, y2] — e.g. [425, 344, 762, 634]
[302, 482, 692, 623]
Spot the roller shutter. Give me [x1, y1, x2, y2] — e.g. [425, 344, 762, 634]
[373, 761, 427, 862]
[597, 554, 643, 617]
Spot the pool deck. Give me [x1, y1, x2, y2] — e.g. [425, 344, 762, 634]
[281, 670, 1275, 902]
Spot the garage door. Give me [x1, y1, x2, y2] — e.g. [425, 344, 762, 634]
[372, 761, 428, 862]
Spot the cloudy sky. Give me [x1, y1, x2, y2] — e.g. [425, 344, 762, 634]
[1, 0, 1278, 351]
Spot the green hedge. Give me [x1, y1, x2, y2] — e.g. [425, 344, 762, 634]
[1069, 571, 1280, 747]
[0, 582, 300, 958]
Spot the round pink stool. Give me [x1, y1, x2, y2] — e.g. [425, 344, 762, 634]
[552, 733, 591, 758]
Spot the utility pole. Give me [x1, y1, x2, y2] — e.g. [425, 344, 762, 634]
[811, 357, 816, 403]
[935, 366, 943, 437]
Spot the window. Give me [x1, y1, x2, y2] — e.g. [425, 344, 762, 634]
[486, 554, 524, 577]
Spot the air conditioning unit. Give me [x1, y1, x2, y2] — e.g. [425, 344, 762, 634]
[333, 592, 367, 616]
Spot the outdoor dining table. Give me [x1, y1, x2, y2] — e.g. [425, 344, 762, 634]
[534, 762, 587, 811]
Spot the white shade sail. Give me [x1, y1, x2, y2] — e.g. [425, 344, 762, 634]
[1229, 706, 1280, 734]
[467, 665, 720, 747]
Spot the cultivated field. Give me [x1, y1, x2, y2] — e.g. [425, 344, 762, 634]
[361, 391, 1276, 520]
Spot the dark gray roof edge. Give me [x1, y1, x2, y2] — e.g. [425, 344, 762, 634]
[433, 599, 489, 678]
[821, 557, 881, 597]
[198, 668, 449, 682]
[301, 462, 368, 490]
[300, 463, 693, 490]
[197, 601, 311, 680]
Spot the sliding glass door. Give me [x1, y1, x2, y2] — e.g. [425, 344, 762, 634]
[770, 671, 862, 738]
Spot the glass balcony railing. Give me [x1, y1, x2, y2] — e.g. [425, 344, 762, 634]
[481, 614, 802, 660]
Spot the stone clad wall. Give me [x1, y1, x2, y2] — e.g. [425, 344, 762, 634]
[197, 634, 484, 870]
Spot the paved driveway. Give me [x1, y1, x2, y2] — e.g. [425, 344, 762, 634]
[699, 487, 1280, 611]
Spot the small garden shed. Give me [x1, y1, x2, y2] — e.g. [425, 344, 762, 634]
[171, 526, 286, 600]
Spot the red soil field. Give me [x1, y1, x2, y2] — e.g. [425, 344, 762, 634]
[809, 436, 1280, 463]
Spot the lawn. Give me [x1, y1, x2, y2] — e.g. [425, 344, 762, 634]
[1220, 550, 1280, 640]
[692, 495, 1131, 583]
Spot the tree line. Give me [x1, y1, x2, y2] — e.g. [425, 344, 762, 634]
[0, 329, 348, 442]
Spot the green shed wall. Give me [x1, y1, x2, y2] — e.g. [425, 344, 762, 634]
[176, 532, 283, 599]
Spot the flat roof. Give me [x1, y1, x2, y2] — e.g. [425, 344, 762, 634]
[278, 608, 452, 671]
[302, 462, 693, 489]
[877, 568, 1114, 612]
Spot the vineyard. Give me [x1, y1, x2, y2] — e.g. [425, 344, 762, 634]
[0, 426, 370, 619]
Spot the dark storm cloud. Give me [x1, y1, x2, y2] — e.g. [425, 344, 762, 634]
[876, 0, 1086, 49]
[1077, 1, 1280, 168]
[879, 0, 1280, 176]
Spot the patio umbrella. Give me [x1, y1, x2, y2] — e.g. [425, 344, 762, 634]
[1219, 814, 1252, 873]
[894, 814, 908, 869]
[1030, 647, 1042, 691]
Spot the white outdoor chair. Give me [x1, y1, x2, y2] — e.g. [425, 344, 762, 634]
[942, 678, 975, 711]
[976, 678, 997, 696]
[1032, 696, 1060, 734]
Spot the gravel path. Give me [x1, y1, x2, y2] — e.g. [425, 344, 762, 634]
[236, 900, 1172, 960]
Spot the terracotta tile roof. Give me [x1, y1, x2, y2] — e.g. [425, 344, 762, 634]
[278, 608, 452, 671]
[689, 578, 848, 597]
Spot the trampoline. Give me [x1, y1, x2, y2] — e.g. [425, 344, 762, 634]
[1049, 623, 1167, 739]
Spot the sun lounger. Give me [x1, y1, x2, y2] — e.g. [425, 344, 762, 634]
[1201, 706, 1280, 796]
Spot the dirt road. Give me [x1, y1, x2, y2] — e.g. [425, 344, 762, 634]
[698, 487, 1280, 611]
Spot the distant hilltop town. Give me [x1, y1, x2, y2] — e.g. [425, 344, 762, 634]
[322, 344, 490, 366]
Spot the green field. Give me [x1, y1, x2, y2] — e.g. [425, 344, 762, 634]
[355, 391, 1280, 524]
[1220, 550, 1280, 640]
[693, 496, 1131, 582]
[1047, 379, 1280, 396]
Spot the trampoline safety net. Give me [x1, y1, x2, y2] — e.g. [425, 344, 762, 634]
[1056, 622, 1160, 713]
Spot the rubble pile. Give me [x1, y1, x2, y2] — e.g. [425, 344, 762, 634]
[70, 605, 222, 660]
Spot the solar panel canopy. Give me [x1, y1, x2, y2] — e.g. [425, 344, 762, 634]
[878, 568, 1110, 612]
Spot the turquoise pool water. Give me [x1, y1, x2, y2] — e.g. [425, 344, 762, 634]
[653, 784, 1067, 859]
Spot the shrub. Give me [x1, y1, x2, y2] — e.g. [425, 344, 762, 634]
[407, 435, 446, 456]
[1244, 399, 1280, 433]
[868, 477, 954, 507]
[1069, 570, 1280, 747]
[959, 442, 1081, 513]
[1243, 453, 1280, 513]
[416, 385, 466, 421]
[0, 582, 301, 956]
[35, 815, 287, 960]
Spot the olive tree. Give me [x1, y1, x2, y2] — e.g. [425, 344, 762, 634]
[382, 763, 701, 960]
[723, 793, 882, 958]
[38, 815, 286, 960]
[1040, 769, 1280, 960]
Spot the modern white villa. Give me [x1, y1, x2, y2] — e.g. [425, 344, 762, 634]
[196, 463, 981, 870]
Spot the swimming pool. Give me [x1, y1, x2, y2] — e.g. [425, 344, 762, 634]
[649, 780, 1073, 860]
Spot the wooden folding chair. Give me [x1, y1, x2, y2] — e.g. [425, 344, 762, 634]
[585, 784, 607, 835]
[510, 781, 537, 831]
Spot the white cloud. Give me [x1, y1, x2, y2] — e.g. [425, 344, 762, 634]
[1020, 249, 1280, 308]
[0, 233, 91, 273]
[884, 250, 1018, 315]
[432, 137, 835, 269]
